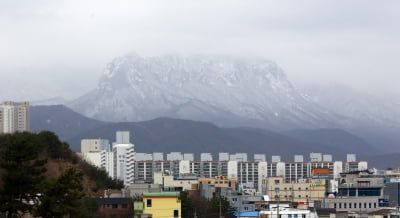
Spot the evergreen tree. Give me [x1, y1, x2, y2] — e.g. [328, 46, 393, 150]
[0, 132, 47, 217]
[35, 168, 87, 218]
[180, 191, 195, 218]
[210, 195, 235, 217]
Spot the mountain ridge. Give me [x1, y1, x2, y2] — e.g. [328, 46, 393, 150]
[31, 105, 385, 166]
[68, 54, 341, 130]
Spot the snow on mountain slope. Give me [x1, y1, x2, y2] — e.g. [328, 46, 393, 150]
[68, 54, 339, 129]
[301, 84, 400, 128]
[300, 84, 400, 151]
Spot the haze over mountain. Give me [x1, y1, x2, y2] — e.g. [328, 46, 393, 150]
[67, 54, 400, 152]
[301, 84, 400, 151]
[69, 54, 341, 130]
[31, 105, 385, 166]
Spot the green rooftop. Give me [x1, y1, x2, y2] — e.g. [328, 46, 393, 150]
[143, 192, 179, 197]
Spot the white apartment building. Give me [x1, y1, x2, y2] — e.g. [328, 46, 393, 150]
[133, 152, 368, 192]
[101, 149, 114, 178]
[0, 101, 30, 134]
[81, 139, 109, 167]
[111, 131, 136, 186]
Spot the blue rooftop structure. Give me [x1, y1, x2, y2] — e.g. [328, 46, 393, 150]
[234, 211, 259, 217]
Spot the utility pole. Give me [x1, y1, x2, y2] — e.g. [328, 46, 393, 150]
[219, 196, 222, 218]
[275, 188, 280, 218]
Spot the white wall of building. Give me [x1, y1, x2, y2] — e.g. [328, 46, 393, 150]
[333, 161, 343, 179]
[358, 161, 368, 171]
[135, 153, 153, 161]
[0, 101, 29, 134]
[179, 160, 190, 174]
[258, 161, 268, 191]
[347, 154, 356, 162]
[294, 155, 304, 162]
[83, 152, 102, 168]
[219, 152, 230, 161]
[323, 154, 333, 162]
[310, 153, 322, 162]
[183, 153, 194, 161]
[271, 155, 281, 162]
[230, 153, 248, 162]
[81, 139, 102, 153]
[228, 161, 238, 179]
[167, 152, 183, 160]
[254, 154, 266, 162]
[101, 150, 114, 178]
[277, 162, 285, 177]
[153, 152, 164, 161]
[201, 153, 213, 161]
[113, 143, 135, 185]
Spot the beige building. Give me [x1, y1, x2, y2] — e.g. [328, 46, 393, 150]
[153, 172, 198, 191]
[0, 101, 30, 134]
[80, 139, 110, 167]
[262, 176, 327, 207]
[198, 176, 238, 191]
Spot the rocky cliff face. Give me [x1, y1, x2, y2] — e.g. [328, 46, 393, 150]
[69, 54, 339, 129]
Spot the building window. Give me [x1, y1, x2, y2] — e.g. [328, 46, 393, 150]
[244, 207, 249, 211]
[364, 203, 367, 208]
[275, 180, 280, 184]
[349, 203, 351, 208]
[147, 199, 152, 207]
[344, 203, 346, 208]
[121, 204, 127, 208]
[112, 204, 118, 208]
[369, 203, 371, 208]
[354, 203, 357, 208]
[339, 203, 341, 209]
[359, 203, 362, 208]
[374, 203, 377, 208]
[334, 203, 337, 208]
[174, 210, 179, 218]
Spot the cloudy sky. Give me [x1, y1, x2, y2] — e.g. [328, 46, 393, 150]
[1, 0, 399, 100]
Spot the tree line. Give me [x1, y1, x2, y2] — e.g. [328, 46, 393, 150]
[0, 131, 121, 218]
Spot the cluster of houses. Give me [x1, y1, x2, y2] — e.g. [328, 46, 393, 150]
[81, 131, 400, 218]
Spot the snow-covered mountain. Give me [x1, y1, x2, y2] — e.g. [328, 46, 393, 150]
[301, 84, 400, 127]
[300, 84, 400, 150]
[68, 54, 340, 129]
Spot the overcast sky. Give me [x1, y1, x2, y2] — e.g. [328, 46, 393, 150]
[1, 0, 399, 100]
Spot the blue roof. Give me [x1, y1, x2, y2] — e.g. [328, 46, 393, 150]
[234, 211, 259, 217]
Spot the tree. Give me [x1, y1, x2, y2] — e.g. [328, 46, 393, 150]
[180, 191, 195, 218]
[0, 132, 47, 218]
[210, 195, 235, 217]
[35, 168, 88, 218]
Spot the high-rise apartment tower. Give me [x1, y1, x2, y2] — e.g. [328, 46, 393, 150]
[0, 101, 30, 134]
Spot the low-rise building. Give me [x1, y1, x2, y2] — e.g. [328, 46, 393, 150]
[143, 192, 181, 218]
[321, 171, 386, 215]
[198, 176, 237, 191]
[153, 172, 198, 191]
[95, 198, 133, 218]
[262, 176, 327, 207]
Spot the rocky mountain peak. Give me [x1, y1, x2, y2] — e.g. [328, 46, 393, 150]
[69, 54, 333, 129]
